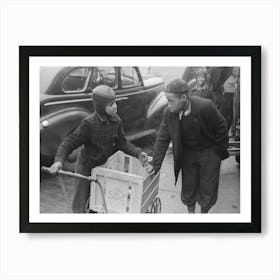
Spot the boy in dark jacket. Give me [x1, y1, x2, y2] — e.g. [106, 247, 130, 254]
[49, 85, 149, 213]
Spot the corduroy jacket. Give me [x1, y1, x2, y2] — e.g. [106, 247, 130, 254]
[55, 112, 142, 170]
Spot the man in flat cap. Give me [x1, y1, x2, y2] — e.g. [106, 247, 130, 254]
[151, 79, 229, 213]
[49, 85, 149, 213]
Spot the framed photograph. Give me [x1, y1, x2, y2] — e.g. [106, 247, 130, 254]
[20, 46, 261, 233]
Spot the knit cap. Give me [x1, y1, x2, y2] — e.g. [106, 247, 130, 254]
[166, 79, 189, 95]
[92, 85, 116, 115]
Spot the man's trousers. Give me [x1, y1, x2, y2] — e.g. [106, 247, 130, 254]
[181, 147, 222, 213]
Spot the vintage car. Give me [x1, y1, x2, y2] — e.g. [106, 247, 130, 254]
[40, 66, 167, 169]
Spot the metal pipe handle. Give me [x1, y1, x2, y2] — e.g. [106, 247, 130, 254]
[41, 166, 96, 182]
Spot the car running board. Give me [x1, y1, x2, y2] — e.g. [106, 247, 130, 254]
[127, 129, 156, 142]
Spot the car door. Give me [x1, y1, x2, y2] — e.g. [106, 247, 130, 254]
[115, 67, 147, 134]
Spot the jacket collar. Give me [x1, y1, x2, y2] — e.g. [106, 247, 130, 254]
[95, 112, 119, 123]
[179, 102, 192, 119]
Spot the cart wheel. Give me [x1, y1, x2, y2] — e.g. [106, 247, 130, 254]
[150, 198, 161, 213]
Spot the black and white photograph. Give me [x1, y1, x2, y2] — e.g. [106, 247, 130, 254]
[20, 46, 260, 233]
[3, 0, 280, 279]
[40, 66, 241, 215]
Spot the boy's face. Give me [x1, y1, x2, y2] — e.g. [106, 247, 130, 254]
[165, 92, 187, 113]
[105, 100, 118, 116]
[197, 74, 206, 87]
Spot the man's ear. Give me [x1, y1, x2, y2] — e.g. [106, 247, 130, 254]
[181, 94, 187, 101]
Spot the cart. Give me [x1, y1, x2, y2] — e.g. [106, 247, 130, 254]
[89, 151, 161, 213]
[41, 151, 161, 214]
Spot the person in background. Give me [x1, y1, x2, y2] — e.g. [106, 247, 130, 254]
[150, 79, 229, 213]
[48, 85, 149, 213]
[189, 68, 214, 102]
[231, 67, 240, 139]
[218, 67, 240, 132]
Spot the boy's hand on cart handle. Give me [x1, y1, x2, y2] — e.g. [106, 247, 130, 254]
[138, 152, 149, 166]
[48, 161, 63, 174]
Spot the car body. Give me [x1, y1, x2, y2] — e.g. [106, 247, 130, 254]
[40, 66, 167, 166]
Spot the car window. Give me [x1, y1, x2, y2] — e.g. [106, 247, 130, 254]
[90, 67, 117, 89]
[62, 67, 91, 93]
[120, 67, 141, 88]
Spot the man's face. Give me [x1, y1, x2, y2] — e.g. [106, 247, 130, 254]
[105, 100, 118, 116]
[165, 92, 186, 113]
[197, 74, 206, 87]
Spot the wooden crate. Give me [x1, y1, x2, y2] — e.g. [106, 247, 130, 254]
[89, 151, 160, 213]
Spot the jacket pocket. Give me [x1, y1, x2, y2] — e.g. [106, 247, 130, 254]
[213, 145, 229, 160]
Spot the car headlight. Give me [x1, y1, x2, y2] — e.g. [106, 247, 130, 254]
[42, 120, 49, 128]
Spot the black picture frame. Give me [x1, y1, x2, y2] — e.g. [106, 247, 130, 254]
[20, 46, 261, 233]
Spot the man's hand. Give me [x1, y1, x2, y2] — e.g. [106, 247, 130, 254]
[145, 163, 155, 175]
[48, 161, 63, 174]
[138, 152, 149, 167]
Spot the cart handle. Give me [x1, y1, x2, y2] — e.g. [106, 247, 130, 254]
[41, 166, 108, 213]
[41, 166, 97, 182]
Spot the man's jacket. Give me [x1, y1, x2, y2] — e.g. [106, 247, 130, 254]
[153, 96, 229, 183]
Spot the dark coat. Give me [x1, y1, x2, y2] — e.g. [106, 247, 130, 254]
[153, 96, 229, 183]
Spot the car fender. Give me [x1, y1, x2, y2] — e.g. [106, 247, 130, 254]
[146, 91, 168, 119]
[145, 91, 168, 130]
[40, 108, 90, 158]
